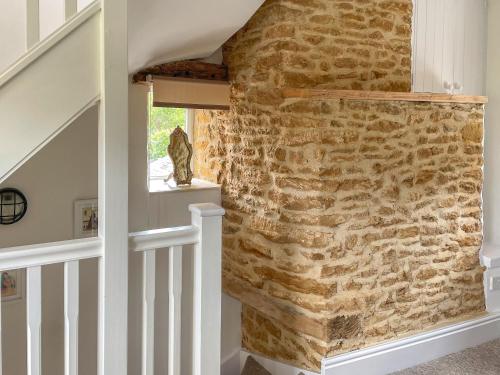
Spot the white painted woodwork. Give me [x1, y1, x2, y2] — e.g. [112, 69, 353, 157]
[412, 0, 487, 95]
[0, 285, 2, 375]
[65, 0, 78, 20]
[0, 238, 102, 272]
[189, 203, 225, 375]
[97, 0, 129, 373]
[64, 261, 79, 375]
[129, 226, 199, 252]
[142, 251, 156, 375]
[0, 2, 100, 87]
[168, 246, 182, 375]
[26, 0, 40, 48]
[321, 314, 500, 375]
[0, 3, 101, 183]
[27, 266, 42, 375]
[129, 203, 224, 374]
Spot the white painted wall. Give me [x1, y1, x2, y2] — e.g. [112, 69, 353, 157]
[127, 0, 264, 72]
[0, 106, 99, 375]
[482, 0, 500, 311]
[0, 0, 27, 72]
[39, 0, 65, 40]
[484, 0, 500, 245]
[412, 0, 487, 95]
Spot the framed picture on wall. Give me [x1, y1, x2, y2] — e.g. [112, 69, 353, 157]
[1, 269, 24, 303]
[74, 199, 98, 239]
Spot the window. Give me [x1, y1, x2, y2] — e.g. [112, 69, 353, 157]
[148, 106, 190, 182]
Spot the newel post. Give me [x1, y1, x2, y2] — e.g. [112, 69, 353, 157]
[189, 203, 225, 375]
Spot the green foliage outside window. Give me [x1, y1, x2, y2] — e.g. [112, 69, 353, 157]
[149, 106, 186, 161]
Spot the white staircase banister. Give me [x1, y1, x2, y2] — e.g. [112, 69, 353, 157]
[132, 203, 224, 375]
[129, 225, 200, 251]
[0, 0, 101, 89]
[0, 237, 103, 271]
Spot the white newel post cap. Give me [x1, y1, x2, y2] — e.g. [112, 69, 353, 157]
[189, 203, 225, 217]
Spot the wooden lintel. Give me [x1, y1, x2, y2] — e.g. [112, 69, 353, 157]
[282, 88, 488, 105]
[133, 60, 228, 83]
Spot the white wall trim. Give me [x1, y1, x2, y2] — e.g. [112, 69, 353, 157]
[240, 350, 319, 375]
[322, 313, 500, 375]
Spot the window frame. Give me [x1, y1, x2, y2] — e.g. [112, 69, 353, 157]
[147, 104, 195, 184]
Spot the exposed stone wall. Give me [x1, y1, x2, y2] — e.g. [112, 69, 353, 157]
[194, 98, 485, 370]
[191, 0, 486, 371]
[223, 0, 413, 92]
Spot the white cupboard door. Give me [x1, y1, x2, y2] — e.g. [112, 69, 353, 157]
[412, 0, 486, 95]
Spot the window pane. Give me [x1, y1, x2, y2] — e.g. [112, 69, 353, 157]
[149, 107, 187, 180]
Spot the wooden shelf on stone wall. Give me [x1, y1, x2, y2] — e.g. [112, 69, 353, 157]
[282, 88, 488, 105]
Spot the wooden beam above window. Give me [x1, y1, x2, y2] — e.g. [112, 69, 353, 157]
[133, 61, 228, 83]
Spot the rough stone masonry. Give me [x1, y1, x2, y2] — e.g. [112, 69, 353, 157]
[192, 0, 486, 371]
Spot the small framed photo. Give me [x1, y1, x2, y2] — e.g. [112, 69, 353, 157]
[74, 199, 98, 239]
[1, 270, 24, 302]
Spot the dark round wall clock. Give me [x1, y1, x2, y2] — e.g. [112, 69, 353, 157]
[0, 188, 28, 225]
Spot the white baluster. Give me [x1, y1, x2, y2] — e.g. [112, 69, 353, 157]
[65, 261, 79, 375]
[27, 266, 42, 375]
[65, 0, 78, 20]
[142, 250, 156, 375]
[168, 246, 182, 375]
[189, 203, 225, 375]
[26, 0, 40, 48]
[0, 276, 2, 375]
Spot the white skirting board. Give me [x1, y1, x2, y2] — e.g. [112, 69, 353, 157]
[228, 314, 500, 375]
[322, 313, 500, 375]
[239, 351, 320, 375]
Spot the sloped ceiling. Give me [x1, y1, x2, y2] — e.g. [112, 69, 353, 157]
[128, 0, 264, 73]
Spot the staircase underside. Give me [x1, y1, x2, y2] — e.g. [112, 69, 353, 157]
[0, 4, 100, 183]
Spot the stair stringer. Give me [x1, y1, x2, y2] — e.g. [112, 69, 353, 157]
[0, 3, 101, 184]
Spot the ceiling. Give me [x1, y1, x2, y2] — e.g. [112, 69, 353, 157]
[128, 0, 264, 73]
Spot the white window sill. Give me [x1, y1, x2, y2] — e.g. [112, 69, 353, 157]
[149, 178, 221, 194]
